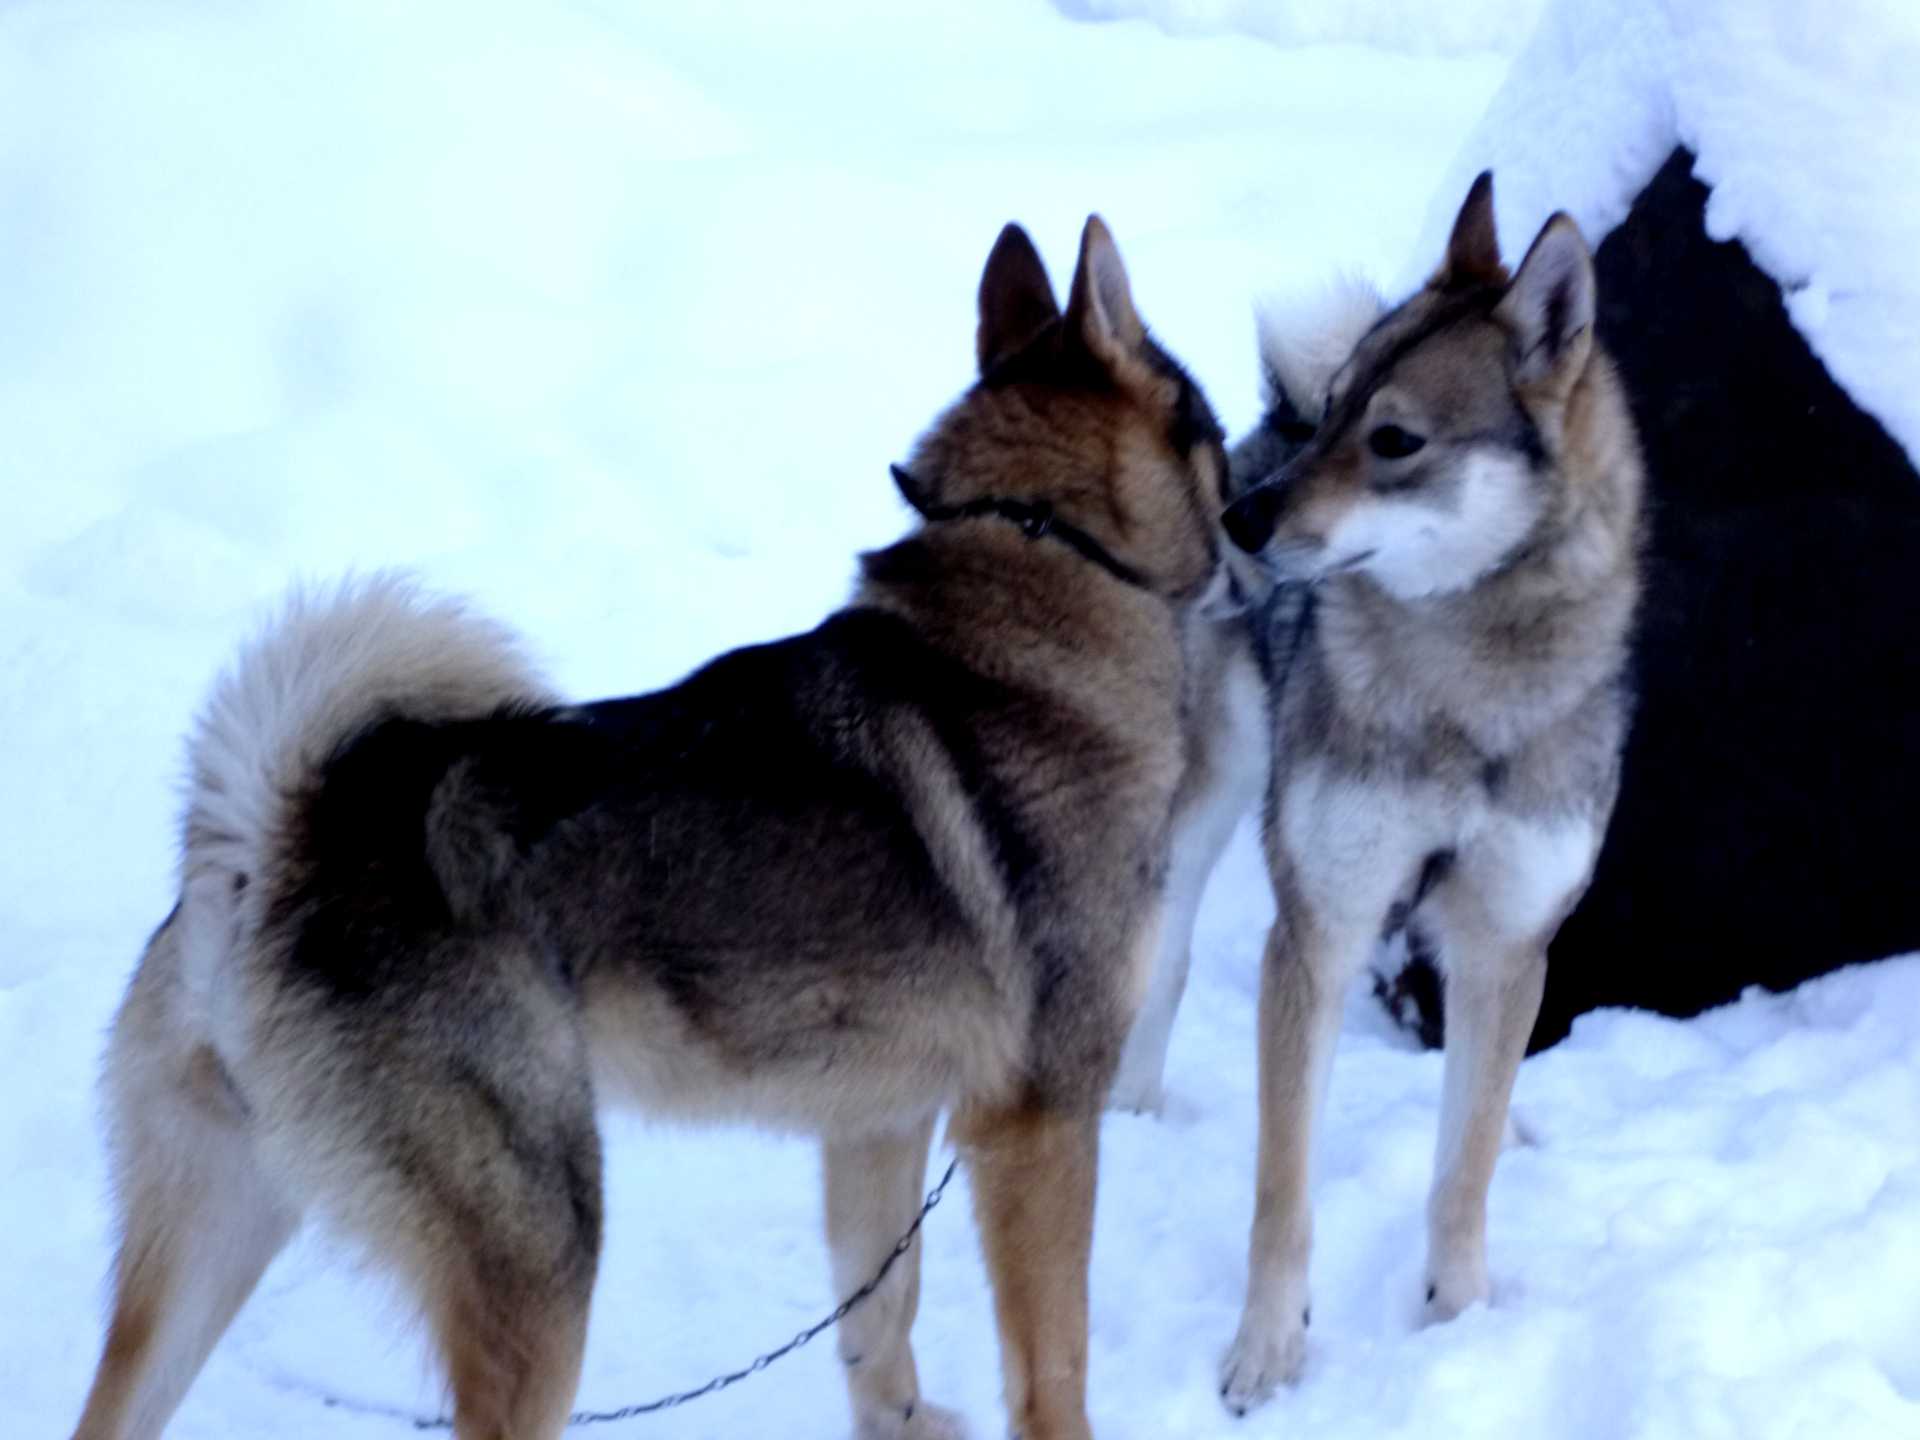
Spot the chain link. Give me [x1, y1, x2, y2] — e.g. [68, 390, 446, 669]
[380, 1156, 961, 1431]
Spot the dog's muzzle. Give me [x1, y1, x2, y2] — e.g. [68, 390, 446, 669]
[1222, 482, 1286, 555]
[1221, 479, 1342, 584]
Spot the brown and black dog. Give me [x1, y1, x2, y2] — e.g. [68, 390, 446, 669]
[71, 217, 1232, 1440]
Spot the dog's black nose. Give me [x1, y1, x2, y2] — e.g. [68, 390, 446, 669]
[1222, 485, 1283, 554]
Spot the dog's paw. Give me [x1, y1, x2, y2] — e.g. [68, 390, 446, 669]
[1422, 1260, 1490, 1325]
[855, 1398, 967, 1440]
[1218, 1311, 1306, 1416]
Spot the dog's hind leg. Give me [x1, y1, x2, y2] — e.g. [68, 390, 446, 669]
[954, 1101, 1098, 1440]
[427, 1252, 594, 1440]
[73, 911, 300, 1440]
[333, 1116, 597, 1440]
[301, 944, 604, 1440]
[824, 1116, 963, 1440]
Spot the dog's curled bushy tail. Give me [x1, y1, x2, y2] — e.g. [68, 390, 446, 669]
[178, 574, 553, 965]
[73, 581, 556, 1440]
[1232, 278, 1389, 686]
[1252, 275, 1385, 421]
[1228, 276, 1385, 506]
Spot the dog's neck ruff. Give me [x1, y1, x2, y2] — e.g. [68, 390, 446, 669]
[889, 465, 1149, 591]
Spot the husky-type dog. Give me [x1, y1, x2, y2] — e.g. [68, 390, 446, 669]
[1107, 280, 1388, 1116]
[71, 217, 1232, 1440]
[1215, 174, 1644, 1412]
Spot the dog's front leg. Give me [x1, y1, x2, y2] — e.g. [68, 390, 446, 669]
[1422, 931, 1545, 1321]
[1419, 817, 1586, 1321]
[824, 1116, 964, 1440]
[1221, 893, 1371, 1415]
[954, 1102, 1098, 1440]
[1107, 925, 1191, 1115]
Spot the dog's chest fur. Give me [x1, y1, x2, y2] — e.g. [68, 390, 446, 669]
[1262, 438, 1642, 962]
[1269, 526, 1638, 928]
[1310, 569, 1632, 770]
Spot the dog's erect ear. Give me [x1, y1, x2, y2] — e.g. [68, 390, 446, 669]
[1496, 213, 1595, 388]
[977, 223, 1060, 376]
[890, 463, 936, 517]
[1065, 214, 1145, 367]
[1440, 170, 1504, 288]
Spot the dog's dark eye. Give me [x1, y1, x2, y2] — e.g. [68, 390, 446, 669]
[1368, 424, 1425, 460]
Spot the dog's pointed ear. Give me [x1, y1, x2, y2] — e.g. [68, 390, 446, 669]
[1065, 214, 1145, 367]
[1440, 170, 1504, 288]
[1496, 213, 1595, 388]
[977, 223, 1060, 376]
[890, 463, 936, 517]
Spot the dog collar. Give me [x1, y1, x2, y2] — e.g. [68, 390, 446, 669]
[889, 465, 1150, 591]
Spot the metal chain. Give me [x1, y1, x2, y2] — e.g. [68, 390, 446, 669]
[372, 1156, 959, 1431]
[558, 1156, 957, 1427]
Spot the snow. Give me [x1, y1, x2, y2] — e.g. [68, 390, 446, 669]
[1054, 0, 1547, 57]
[1410, 0, 1920, 464]
[3, 3, 1917, 1439]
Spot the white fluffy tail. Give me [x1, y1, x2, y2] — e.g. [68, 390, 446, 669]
[1253, 274, 1386, 419]
[177, 574, 554, 954]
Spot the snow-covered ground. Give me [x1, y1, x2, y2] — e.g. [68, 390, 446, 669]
[1057, 0, 1546, 58]
[4, 2, 1917, 1437]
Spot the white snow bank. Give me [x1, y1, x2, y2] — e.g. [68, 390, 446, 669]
[1410, 0, 1920, 463]
[1057, 0, 1547, 57]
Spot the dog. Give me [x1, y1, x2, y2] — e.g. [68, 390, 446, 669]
[1372, 148, 1920, 1054]
[69, 216, 1233, 1440]
[1105, 280, 1386, 1116]
[1214, 172, 1645, 1412]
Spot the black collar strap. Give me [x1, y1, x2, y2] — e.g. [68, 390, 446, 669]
[890, 465, 1149, 591]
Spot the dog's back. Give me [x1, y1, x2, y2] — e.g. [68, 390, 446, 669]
[275, 605, 1037, 1133]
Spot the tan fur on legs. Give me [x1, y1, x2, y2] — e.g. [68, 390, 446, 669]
[432, 1273, 590, 1440]
[330, 966, 604, 1440]
[1420, 858, 1558, 1322]
[1418, 811, 1590, 1324]
[1423, 943, 1545, 1322]
[73, 1145, 294, 1440]
[73, 917, 299, 1440]
[370, 1102, 598, 1440]
[1218, 906, 1362, 1416]
[213, 929, 606, 1440]
[824, 1117, 962, 1440]
[954, 1103, 1098, 1440]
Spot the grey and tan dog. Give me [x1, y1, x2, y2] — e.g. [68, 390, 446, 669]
[1215, 173, 1645, 1412]
[1107, 278, 1385, 1116]
[70, 217, 1234, 1440]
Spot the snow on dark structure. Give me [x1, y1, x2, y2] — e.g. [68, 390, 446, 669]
[1380, 0, 1920, 1048]
[1407, 0, 1920, 463]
